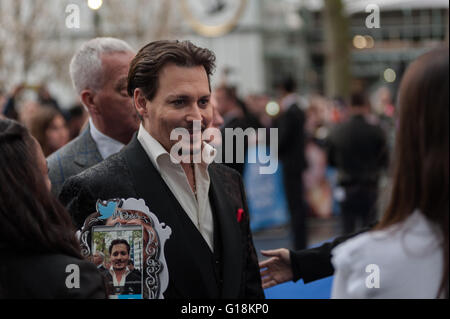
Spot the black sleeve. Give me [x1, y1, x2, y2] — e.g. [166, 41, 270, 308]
[238, 174, 265, 299]
[289, 224, 376, 283]
[377, 128, 389, 170]
[61, 259, 107, 299]
[274, 113, 291, 157]
[325, 130, 337, 168]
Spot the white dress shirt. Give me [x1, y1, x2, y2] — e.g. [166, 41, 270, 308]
[109, 266, 131, 287]
[89, 118, 125, 160]
[137, 124, 216, 252]
[331, 210, 445, 298]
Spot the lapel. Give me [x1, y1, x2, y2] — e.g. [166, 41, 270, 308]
[122, 136, 220, 298]
[73, 124, 102, 168]
[208, 164, 243, 298]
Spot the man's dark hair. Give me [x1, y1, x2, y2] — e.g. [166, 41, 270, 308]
[350, 92, 367, 108]
[279, 76, 297, 94]
[127, 40, 216, 101]
[109, 239, 130, 255]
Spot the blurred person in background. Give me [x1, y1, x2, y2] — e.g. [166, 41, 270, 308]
[304, 95, 332, 141]
[245, 93, 272, 128]
[17, 100, 41, 129]
[0, 118, 106, 299]
[37, 85, 62, 113]
[1, 84, 24, 120]
[370, 86, 397, 151]
[212, 95, 225, 128]
[93, 251, 106, 272]
[327, 92, 388, 235]
[303, 96, 344, 219]
[259, 48, 448, 299]
[2, 84, 62, 121]
[47, 37, 139, 196]
[66, 104, 88, 141]
[214, 85, 244, 126]
[214, 85, 261, 175]
[273, 76, 308, 250]
[0, 87, 4, 106]
[0, 88, 5, 119]
[29, 107, 69, 157]
[208, 94, 224, 149]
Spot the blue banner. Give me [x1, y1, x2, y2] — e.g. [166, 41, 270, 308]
[243, 146, 290, 232]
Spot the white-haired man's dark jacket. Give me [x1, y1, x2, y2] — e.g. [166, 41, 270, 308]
[47, 123, 102, 197]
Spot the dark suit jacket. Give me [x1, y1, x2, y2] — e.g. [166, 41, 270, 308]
[0, 251, 106, 299]
[327, 115, 388, 185]
[273, 103, 307, 174]
[59, 136, 264, 299]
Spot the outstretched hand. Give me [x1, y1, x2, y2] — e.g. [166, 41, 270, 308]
[259, 248, 293, 289]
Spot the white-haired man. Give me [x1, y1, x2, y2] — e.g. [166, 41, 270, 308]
[93, 251, 107, 272]
[47, 37, 139, 196]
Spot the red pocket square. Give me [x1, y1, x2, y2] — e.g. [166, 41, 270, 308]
[237, 208, 244, 222]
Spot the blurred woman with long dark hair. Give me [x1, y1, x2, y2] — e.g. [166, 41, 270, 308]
[0, 118, 105, 298]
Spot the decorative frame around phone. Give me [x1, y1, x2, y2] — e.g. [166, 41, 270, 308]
[80, 198, 171, 299]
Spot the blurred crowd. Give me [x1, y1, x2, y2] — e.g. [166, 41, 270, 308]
[0, 37, 447, 299]
[0, 84, 88, 156]
[211, 78, 397, 247]
[0, 74, 398, 244]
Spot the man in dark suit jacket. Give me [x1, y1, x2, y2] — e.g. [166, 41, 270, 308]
[273, 77, 308, 250]
[327, 93, 388, 234]
[60, 40, 263, 299]
[47, 37, 139, 196]
[214, 85, 262, 176]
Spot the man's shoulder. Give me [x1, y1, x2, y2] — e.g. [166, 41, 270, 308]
[47, 130, 103, 196]
[47, 129, 93, 162]
[59, 151, 133, 228]
[209, 163, 244, 199]
[330, 120, 357, 139]
[67, 151, 127, 185]
[286, 102, 305, 117]
[210, 162, 241, 180]
[275, 103, 304, 126]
